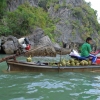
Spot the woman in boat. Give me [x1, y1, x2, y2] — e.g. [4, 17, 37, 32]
[81, 37, 98, 64]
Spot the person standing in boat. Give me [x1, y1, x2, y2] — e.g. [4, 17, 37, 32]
[81, 37, 98, 64]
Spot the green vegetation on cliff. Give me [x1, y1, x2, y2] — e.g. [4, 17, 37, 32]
[71, 3, 100, 39]
[0, 2, 56, 41]
[0, 0, 100, 44]
[0, 0, 7, 19]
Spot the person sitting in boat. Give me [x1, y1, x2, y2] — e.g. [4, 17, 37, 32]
[24, 38, 31, 50]
[81, 37, 98, 64]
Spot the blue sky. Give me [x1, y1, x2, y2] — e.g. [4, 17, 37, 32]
[85, 0, 100, 22]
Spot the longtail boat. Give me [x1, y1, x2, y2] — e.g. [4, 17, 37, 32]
[6, 59, 100, 72]
[1, 45, 100, 72]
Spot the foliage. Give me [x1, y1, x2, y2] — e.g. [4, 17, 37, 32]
[69, 2, 100, 41]
[0, 24, 12, 35]
[71, 29, 76, 35]
[54, 4, 60, 12]
[38, 0, 59, 10]
[62, 0, 66, 7]
[67, 4, 72, 9]
[65, 20, 70, 25]
[38, 0, 48, 10]
[72, 7, 84, 18]
[0, 3, 56, 41]
[0, 0, 7, 19]
[9, 4, 44, 33]
[39, 0, 66, 11]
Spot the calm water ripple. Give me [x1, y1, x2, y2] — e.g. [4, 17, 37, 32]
[0, 55, 100, 100]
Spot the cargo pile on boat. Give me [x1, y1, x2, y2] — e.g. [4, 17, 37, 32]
[49, 59, 92, 66]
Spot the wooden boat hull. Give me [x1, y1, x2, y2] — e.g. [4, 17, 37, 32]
[6, 61, 100, 72]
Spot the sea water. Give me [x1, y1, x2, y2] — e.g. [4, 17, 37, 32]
[0, 55, 100, 100]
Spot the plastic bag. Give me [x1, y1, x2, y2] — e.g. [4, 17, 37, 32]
[70, 50, 80, 57]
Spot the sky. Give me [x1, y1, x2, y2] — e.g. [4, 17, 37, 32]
[85, 0, 100, 22]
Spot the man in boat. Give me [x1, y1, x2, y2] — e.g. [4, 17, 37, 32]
[81, 37, 98, 64]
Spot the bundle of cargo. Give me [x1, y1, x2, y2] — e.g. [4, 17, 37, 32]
[48, 59, 92, 67]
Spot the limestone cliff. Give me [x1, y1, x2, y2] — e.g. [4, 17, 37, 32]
[5, 0, 100, 46]
[7, 0, 38, 11]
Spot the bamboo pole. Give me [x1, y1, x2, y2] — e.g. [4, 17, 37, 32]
[0, 54, 17, 63]
[58, 50, 62, 72]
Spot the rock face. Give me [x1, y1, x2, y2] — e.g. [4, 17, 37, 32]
[7, 35, 19, 50]
[57, 48, 71, 55]
[2, 41, 16, 54]
[0, 36, 7, 44]
[38, 36, 52, 46]
[28, 28, 44, 47]
[0, 31, 70, 55]
[47, 1, 83, 43]
[53, 43, 61, 51]
[0, 33, 80, 55]
[26, 35, 58, 56]
[48, 0, 100, 46]
[7, 0, 83, 11]
[25, 45, 56, 57]
[6, 0, 100, 46]
[1, 35, 19, 54]
[26, 34, 72, 56]
[7, 0, 39, 11]
[2, 0, 99, 54]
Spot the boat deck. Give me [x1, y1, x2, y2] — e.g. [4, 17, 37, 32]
[7, 61, 100, 72]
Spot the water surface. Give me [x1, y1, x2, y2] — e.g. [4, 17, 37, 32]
[0, 55, 100, 100]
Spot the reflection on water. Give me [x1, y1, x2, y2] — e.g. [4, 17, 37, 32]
[0, 55, 100, 100]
